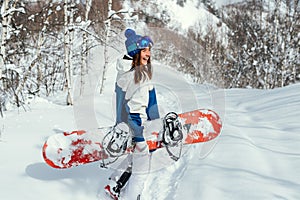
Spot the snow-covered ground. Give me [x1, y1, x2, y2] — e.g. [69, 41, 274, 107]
[1, 44, 300, 200]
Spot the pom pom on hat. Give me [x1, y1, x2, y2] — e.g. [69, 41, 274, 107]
[125, 28, 136, 38]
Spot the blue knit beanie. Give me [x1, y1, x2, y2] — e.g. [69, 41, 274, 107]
[125, 29, 142, 57]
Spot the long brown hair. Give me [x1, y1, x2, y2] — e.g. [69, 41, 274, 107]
[132, 52, 152, 84]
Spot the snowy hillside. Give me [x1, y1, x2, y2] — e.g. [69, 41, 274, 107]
[1, 43, 300, 200]
[125, 0, 228, 40]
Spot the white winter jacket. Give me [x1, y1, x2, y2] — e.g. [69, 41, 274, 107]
[115, 57, 160, 141]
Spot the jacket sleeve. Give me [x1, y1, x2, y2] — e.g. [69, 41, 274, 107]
[115, 83, 126, 124]
[116, 81, 144, 140]
[146, 87, 160, 120]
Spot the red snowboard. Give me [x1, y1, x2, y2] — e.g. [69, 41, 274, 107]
[42, 109, 222, 169]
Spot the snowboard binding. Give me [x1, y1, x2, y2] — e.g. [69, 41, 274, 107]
[162, 112, 183, 146]
[162, 112, 183, 161]
[101, 123, 133, 167]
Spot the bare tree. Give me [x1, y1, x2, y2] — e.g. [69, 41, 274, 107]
[99, 0, 112, 94]
[220, 0, 299, 89]
[1, 0, 23, 78]
[99, 1, 134, 94]
[64, 0, 75, 105]
[80, 0, 93, 95]
[0, 0, 9, 77]
[0, 0, 24, 113]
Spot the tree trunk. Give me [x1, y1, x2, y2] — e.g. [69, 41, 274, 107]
[0, 0, 9, 77]
[99, 0, 112, 94]
[80, 0, 92, 95]
[64, 0, 73, 105]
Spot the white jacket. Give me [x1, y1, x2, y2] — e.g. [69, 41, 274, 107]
[115, 57, 160, 141]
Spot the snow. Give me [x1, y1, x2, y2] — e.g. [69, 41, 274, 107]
[157, 0, 203, 30]
[141, 0, 227, 37]
[215, 0, 245, 7]
[1, 43, 300, 200]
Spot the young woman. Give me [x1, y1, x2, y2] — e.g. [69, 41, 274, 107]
[105, 28, 160, 200]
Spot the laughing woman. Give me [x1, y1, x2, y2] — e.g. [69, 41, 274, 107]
[105, 28, 160, 200]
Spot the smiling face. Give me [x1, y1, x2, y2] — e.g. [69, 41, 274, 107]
[140, 47, 151, 66]
[132, 46, 153, 84]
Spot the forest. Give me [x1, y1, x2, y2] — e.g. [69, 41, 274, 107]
[0, 0, 299, 115]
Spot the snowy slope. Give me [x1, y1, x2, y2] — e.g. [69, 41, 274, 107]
[1, 43, 300, 200]
[170, 84, 300, 200]
[124, 0, 228, 43]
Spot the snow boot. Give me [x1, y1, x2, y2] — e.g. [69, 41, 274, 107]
[104, 166, 132, 200]
[104, 182, 120, 200]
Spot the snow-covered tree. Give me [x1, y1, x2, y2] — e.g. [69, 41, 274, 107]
[99, 0, 138, 94]
[64, 0, 75, 105]
[220, 0, 299, 88]
[80, 0, 92, 95]
[201, 0, 219, 16]
[0, 0, 25, 113]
